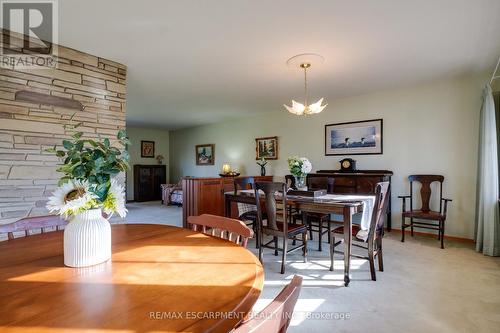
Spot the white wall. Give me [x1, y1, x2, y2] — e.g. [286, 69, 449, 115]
[126, 126, 170, 200]
[170, 74, 489, 239]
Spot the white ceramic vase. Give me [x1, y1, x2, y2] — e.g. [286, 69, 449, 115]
[63, 208, 111, 268]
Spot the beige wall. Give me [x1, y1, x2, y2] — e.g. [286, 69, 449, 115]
[126, 126, 169, 201]
[0, 32, 126, 224]
[170, 74, 488, 239]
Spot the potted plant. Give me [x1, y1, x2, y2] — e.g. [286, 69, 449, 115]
[46, 129, 130, 267]
[156, 154, 164, 164]
[256, 157, 268, 176]
[287, 156, 312, 190]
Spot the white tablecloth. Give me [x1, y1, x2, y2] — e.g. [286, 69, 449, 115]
[232, 190, 376, 238]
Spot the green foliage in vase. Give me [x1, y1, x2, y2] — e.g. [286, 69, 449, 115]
[46, 128, 130, 203]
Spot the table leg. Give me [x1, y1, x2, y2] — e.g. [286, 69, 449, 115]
[343, 206, 353, 287]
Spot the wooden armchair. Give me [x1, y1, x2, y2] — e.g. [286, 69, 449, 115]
[255, 182, 307, 274]
[232, 275, 302, 333]
[399, 175, 452, 249]
[330, 182, 390, 281]
[0, 215, 67, 241]
[187, 214, 254, 248]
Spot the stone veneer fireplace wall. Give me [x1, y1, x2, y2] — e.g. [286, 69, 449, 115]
[0, 33, 127, 225]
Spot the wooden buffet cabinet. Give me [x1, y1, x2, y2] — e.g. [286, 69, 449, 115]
[182, 175, 273, 227]
[309, 170, 394, 230]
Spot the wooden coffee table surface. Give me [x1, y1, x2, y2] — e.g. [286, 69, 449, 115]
[0, 224, 264, 333]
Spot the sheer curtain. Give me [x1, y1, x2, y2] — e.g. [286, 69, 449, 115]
[475, 84, 499, 256]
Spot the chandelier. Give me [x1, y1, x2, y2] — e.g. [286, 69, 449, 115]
[284, 57, 327, 116]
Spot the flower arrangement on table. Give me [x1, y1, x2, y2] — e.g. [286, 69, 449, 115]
[287, 156, 312, 190]
[46, 129, 130, 218]
[45, 128, 130, 268]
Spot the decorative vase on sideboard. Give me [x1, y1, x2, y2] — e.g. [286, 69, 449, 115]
[63, 208, 111, 268]
[295, 176, 307, 190]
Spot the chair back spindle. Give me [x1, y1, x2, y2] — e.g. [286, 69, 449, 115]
[187, 214, 253, 248]
[0, 215, 67, 241]
[284, 175, 296, 190]
[232, 275, 302, 333]
[254, 182, 287, 232]
[408, 175, 444, 213]
[368, 182, 391, 242]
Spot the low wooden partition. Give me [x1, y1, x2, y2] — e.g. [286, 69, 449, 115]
[182, 176, 273, 227]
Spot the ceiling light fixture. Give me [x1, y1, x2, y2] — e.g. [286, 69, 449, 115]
[284, 54, 327, 116]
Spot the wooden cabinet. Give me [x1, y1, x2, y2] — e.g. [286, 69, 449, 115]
[309, 170, 393, 230]
[133, 165, 166, 202]
[182, 176, 273, 227]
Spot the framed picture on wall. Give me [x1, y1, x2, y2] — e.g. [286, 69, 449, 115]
[196, 144, 215, 165]
[141, 140, 155, 158]
[325, 119, 383, 155]
[255, 136, 278, 160]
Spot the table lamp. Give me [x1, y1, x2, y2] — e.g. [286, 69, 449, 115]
[222, 163, 231, 174]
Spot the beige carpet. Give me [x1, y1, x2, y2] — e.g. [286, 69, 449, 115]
[123, 202, 500, 333]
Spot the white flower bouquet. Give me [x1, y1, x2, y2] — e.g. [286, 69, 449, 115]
[287, 156, 312, 177]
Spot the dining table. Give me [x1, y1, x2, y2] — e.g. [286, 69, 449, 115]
[0, 224, 264, 333]
[225, 190, 370, 287]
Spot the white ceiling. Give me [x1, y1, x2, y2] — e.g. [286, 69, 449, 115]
[59, 0, 500, 130]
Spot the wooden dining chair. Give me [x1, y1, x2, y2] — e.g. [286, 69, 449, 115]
[303, 176, 335, 251]
[330, 182, 390, 281]
[232, 275, 302, 333]
[187, 214, 254, 248]
[254, 182, 307, 274]
[0, 215, 67, 241]
[399, 175, 452, 249]
[284, 175, 296, 190]
[234, 177, 260, 248]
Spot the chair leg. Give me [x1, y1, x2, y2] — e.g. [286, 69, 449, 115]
[410, 217, 414, 237]
[377, 238, 384, 272]
[258, 234, 263, 264]
[253, 221, 259, 249]
[401, 216, 405, 243]
[308, 220, 313, 241]
[318, 220, 323, 252]
[441, 219, 445, 249]
[281, 237, 287, 274]
[369, 252, 376, 281]
[329, 234, 335, 271]
[274, 236, 279, 256]
[327, 221, 331, 244]
[302, 232, 308, 263]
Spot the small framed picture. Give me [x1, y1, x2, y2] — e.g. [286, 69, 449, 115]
[325, 119, 383, 155]
[255, 136, 278, 160]
[141, 140, 155, 158]
[196, 144, 215, 165]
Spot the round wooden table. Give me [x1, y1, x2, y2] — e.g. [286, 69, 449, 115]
[0, 224, 264, 333]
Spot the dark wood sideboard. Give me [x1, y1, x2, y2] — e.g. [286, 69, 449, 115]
[182, 175, 273, 227]
[309, 170, 394, 230]
[134, 165, 166, 202]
